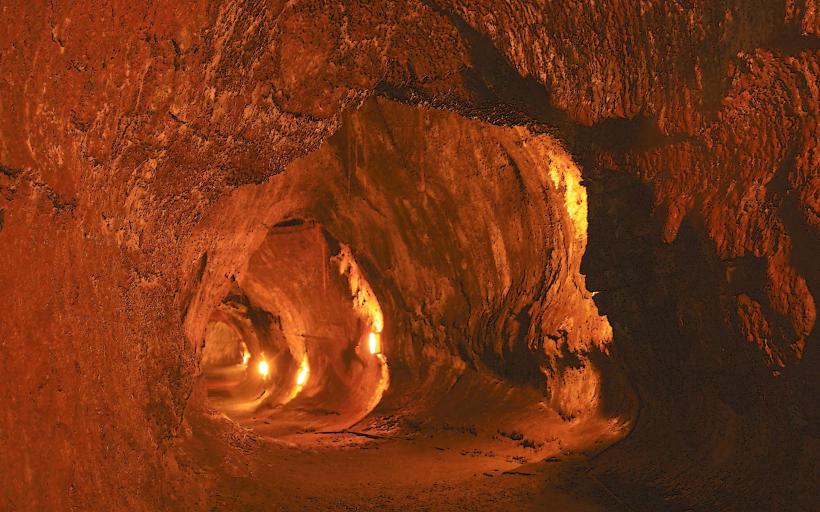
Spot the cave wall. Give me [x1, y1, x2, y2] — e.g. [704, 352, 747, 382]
[272, 98, 614, 417]
[181, 96, 618, 432]
[0, 1, 817, 510]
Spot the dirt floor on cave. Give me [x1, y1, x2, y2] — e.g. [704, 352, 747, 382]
[168, 408, 640, 512]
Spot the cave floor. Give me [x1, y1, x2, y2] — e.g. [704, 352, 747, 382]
[170, 411, 634, 511]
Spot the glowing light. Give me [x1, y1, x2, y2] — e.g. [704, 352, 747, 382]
[547, 154, 588, 240]
[284, 354, 311, 403]
[295, 356, 310, 387]
[333, 243, 390, 417]
[368, 331, 380, 355]
[257, 359, 270, 378]
[242, 350, 251, 365]
[371, 314, 384, 334]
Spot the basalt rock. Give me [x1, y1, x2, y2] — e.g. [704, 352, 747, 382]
[0, 2, 816, 511]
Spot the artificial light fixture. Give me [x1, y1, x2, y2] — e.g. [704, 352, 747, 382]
[368, 331, 380, 355]
[258, 359, 270, 378]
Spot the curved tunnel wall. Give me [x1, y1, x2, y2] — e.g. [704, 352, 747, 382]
[201, 221, 389, 434]
[185, 98, 622, 439]
[0, 2, 817, 510]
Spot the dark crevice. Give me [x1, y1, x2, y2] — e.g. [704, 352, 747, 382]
[195, 252, 208, 283]
[273, 217, 306, 228]
[0, 164, 22, 178]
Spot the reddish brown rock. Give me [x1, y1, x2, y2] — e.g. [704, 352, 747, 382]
[0, 1, 817, 510]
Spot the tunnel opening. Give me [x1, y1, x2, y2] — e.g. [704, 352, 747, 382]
[199, 220, 390, 436]
[5, 4, 818, 510]
[182, 98, 633, 480]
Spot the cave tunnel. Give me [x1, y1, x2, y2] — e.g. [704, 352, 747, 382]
[1, 2, 818, 511]
[201, 219, 389, 435]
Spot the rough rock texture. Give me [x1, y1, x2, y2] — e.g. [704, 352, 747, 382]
[181, 96, 623, 452]
[0, 1, 817, 510]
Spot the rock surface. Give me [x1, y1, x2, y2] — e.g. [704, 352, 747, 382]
[0, 1, 817, 510]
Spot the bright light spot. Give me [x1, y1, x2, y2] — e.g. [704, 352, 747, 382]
[284, 355, 311, 403]
[371, 313, 384, 334]
[257, 359, 270, 378]
[295, 356, 310, 387]
[334, 243, 389, 416]
[368, 331, 380, 355]
[242, 350, 251, 365]
[547, 154, 588, 240]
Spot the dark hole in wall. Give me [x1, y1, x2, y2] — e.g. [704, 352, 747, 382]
[273, 218, 306, 228]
